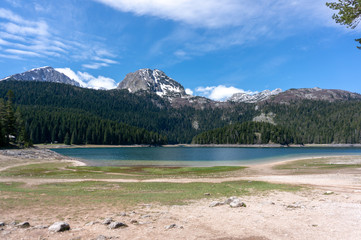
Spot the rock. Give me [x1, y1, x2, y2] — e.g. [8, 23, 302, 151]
[85, 221, 99, 226]
[17, 222, 30, 228]
[224, 196, 238, 205]
[287, 204, 302, 209]
[229, 199, 246, 208]
[108, 221, 128, 229]
[324, 191, 334, 195]
[32, 225, 49, 229]
[204, 193, 211, 196]
[94, 235, 109, 240]
[0, 222, 5, 227]
[130, 220, 138, 224]
[103, 218, 113, 225]
[209, 201, 224, 207]
[165, 224, 177, 230]
[48, 222, 70, 232]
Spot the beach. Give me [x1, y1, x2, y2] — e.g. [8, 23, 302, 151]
[1, 148, 361, 239]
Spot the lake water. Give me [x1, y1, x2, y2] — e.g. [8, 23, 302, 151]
[51, 147, 361, 167]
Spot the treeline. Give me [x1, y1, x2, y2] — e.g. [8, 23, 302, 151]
[20, 106, 167, 145]
[0, 81, 256, 143]
[0, 90, 31, 147]
[261, 100, 361, 144]
[192, 121, 294, 145]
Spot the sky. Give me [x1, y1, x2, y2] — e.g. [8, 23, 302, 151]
[0, 0, 360, 100]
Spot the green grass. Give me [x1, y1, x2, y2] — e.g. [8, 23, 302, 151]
[0, 180, 301, 209]
[0, 163, 246, 179]
[274, 158, 361, 171]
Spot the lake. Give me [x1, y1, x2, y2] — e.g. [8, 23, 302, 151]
[51, 147, 361, 167]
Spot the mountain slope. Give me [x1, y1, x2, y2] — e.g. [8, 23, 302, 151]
[117, 68, 187, 98]
[1, 66, 80, 87]
[229, 88, 282, 103]
[267, 87, 361, 103]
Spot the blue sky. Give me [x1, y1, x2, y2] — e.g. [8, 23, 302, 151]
[0, 0, 360, 100]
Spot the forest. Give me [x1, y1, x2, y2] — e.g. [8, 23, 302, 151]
[1, 80, 361, 146]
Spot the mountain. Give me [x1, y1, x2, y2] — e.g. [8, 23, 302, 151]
[267, 87, 361, 103]
[117, 68, 187, 98]
[1, 80, 361, 145]
[228, 88, 282, 103]
[1, 66, 80, 87]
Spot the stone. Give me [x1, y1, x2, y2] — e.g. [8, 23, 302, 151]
[130, 220, 138, 224]
[0, 222, 5, 227]
[17, 222, 30, 228]
[103, 218, 113, 225]
[108, 221, 128, 229]
[165, 224, 177, 230]
[94, 235, 108, 240]
[224, 196, 238, 205]
[209, 201, 224, 207]
[324, 191, 334, 195]
[204, 193, 211, 196]
[229, 199, 246, 208]
[48, 222, 70, 232]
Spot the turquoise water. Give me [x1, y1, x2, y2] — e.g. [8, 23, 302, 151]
[51, 147, 361, 167]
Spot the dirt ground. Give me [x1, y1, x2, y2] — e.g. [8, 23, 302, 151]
[1, 149, 361, 240]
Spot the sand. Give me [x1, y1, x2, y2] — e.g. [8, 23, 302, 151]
[1, 149, 361, 240]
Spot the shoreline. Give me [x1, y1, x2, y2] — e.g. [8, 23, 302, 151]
[36, 143, 361, 149]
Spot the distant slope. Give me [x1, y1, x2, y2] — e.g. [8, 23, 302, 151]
[1, 66, 81, 87]
[267, 87, 361, 103]
[192, 121, 294, 145]
[0, 80, 256, 143]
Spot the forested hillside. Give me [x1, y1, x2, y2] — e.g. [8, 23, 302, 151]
[0, 81, 256, 144]
[192, 122, 294, 145]
[1, 80, 361, 145]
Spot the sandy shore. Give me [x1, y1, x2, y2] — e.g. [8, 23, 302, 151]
[1, 149, 361, 239]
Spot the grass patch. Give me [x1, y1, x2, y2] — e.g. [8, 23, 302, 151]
[274, 158, 361, 172]
[0, 180, 301, 209]
[0, 163, 246, 179]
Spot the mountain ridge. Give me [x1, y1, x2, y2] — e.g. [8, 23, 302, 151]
[2, 66, 361, 104]
[1, 66, 81, 87]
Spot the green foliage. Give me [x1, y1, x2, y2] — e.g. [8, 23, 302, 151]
[0, 81, 256, 144]
[192, 121, 294, 145]
[326, 0, 361, 48]
[0, 90, 31, 147]
[262, 100, 361, 144]
[1, 81, 361, 145]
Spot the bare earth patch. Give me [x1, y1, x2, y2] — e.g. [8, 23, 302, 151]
[1, 149, 361, 239]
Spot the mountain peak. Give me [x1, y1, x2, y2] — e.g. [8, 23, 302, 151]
[1, 66, 80, 87]
[117, 68, 187, 98]
[228, 88, 282, 103]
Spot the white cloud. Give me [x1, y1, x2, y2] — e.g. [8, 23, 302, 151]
[185, 88, 193, 95]
[94, 0, 333, 29]
[0, 8, 117, 68]
[5, 48, 41, 56]
[82, 62, 109, 69]
[95, 0, 335, 60]
[56, 67, 117, 90]
[195, 85, 257, 101]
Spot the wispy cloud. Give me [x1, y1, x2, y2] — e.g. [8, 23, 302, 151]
[195, 85, 257, 101]
[0, 7, 118, 69]
[95, 0, 334, 60]
[56, 67, 118, 89]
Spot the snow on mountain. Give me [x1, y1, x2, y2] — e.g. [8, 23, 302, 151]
[1, 66, 80, 87]
[117, 68, 187, 98]
[228, 88, 283, 103]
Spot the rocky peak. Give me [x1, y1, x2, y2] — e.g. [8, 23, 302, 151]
[1, 66, 80, 87]
[269, 87, 361, 103]
[117, 69, 187, 98]
[228, 88, 282, 103]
